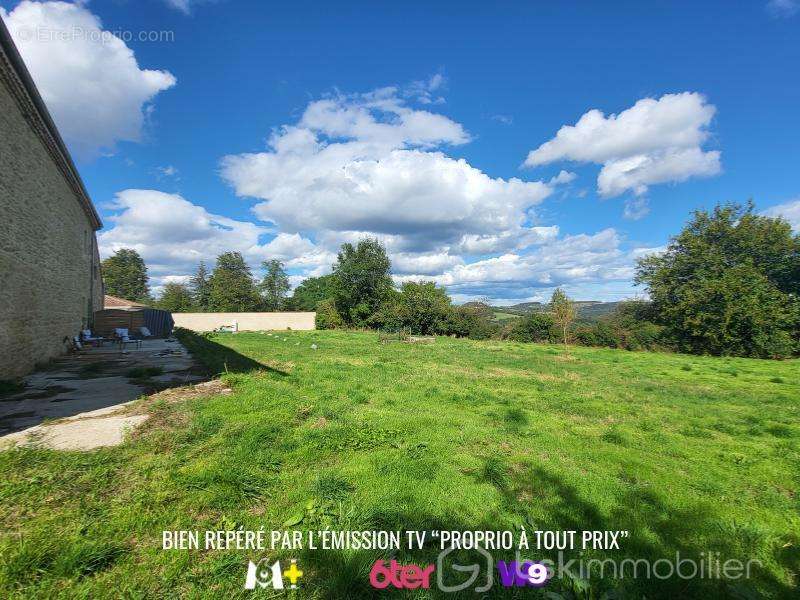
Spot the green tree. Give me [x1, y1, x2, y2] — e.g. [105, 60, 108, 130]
[258, 259, 290, 311]
[190, 261, 211, 311]
[507, 312, 557, 343]
[291, 274, 337, 311]
[156, 283, 196, 313]
[397, 281, 452, 335]
[208, 252, 261, 312]
[636, 202, 799, 358]
[550, 288, 576, 348]
[315, 298, 344, 329]
[101, 248, 150, 302]
[332, 238, 394, 325]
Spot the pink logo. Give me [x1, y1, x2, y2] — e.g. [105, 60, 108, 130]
[369, 559, 435, 589]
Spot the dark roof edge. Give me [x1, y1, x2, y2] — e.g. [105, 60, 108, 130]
[0, 16, 102, 230]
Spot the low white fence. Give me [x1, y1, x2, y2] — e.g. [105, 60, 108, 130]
[172, 312, 316, 332]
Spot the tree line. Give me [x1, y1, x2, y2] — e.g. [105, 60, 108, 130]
[101, 201, 799, 359]
[101, 252, 291, 313]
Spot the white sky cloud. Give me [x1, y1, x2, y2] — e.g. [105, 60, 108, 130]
[97, 190, 332, 288]
[524, 92, 721, 198]
[221, 87, 557, 258]
[98, 83, 679, 301]
[395, 229, 661, 302]
[1, 1, 176, 159]
[762, 198, 800, 231]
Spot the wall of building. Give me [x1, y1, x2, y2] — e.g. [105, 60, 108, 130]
[173, 312, 316, 332]
[0, 71, 102, 379]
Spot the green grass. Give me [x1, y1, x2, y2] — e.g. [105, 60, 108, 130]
[0, 330, 798, 598]
[490, 310, 522, 322]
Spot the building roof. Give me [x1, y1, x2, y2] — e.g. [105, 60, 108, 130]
[0, 17, 101, 230]
[104, 295, 147, 309]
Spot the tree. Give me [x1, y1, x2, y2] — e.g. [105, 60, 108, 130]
[397, 281, 452, 335]
[315, 299, 344, 329]
[332, 238, 394, 325]
[101, 248, 150, 302]
[636, 202, 799, 358]
[208, 252, 261, 312]
[259, 260, 290, 310]
[156, 283, 195, 313]
[444, 304, 497, 340]
[507, 312, 557, 343]
[291, 274, 337, 311]
[190, 261, 211, 311]
[550, 288, 576, 348]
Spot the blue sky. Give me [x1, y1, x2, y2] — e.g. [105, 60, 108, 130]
[2, 0, 799, 302]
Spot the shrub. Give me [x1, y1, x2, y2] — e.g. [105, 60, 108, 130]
[315, 299, 343, 330]
[443, 305, 497, 339]
[574, 321, 622, 348]
[505, 312, 557, 343]
[367, 300, 405, 332]
[395, 281, 452, 335]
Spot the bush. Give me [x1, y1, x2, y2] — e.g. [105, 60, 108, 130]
[367, 300, 405, 332]
[504, 312, 557, 343]
[572, 302, 668, 351]
[315, 299, 344, 330]
[574, 321, 622, 348]
[443, 305, 497, 339]
[396, 281, 452, 335]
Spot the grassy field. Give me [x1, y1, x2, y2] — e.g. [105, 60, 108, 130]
[490, 310, 521, 322]
[0, 331, 798, 598]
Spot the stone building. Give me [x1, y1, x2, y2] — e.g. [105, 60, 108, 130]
[0, 19, 103, 379]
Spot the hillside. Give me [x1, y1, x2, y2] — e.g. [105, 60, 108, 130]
[488, 300, 623, 321]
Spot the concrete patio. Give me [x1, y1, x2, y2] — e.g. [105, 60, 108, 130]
[0, 338, 207, 438]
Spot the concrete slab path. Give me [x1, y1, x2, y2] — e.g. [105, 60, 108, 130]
[0, 338, 206, 436]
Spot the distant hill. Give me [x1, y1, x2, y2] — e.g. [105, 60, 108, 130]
[490, 300, 622, 322]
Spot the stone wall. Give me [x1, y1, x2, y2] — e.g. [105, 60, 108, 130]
[0, 57, 102, 379]
[173, 312, 316, 332]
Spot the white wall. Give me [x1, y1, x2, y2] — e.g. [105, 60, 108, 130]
[173, 312, 316, 332]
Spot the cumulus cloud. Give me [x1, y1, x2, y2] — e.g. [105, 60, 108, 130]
[95, 82, 662, 301]
[211, 83, 655, 300]
[523, 92, 721, 198]
[397, 229, 659, 302]
[221, 86, 557, 256]
[548, 170, 577, 186]
[762, 198, 800, 231]
[98, 188, 649, 302]
[97, 190, 332, 288]
[1, 1, 176, 159]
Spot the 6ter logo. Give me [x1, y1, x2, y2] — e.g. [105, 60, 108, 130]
[244, 558, 303, 590]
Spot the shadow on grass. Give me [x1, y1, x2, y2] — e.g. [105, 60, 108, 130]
[174, 328, 288, 378]
[517, 467, 798, 599]
[297, 464, 797, 599]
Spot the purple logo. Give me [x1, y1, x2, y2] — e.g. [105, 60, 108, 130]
[497, 560, 549, 587]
